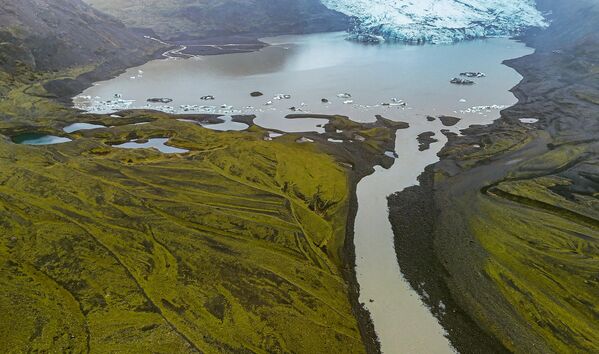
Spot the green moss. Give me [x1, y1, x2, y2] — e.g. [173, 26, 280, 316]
[0, 125, 367, 352]
[0, 61, 402, 352]
[470, 194, 599, 353]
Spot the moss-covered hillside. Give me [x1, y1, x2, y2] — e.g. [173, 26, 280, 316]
[84, 0, 349, 41]
[0, 41, 403, 352]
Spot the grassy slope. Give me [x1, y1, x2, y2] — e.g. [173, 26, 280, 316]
[402, 0, 599, 352]
[0, 59, 401, 351]
[0, 1, 388, 352]
[84, 0, 349, 40]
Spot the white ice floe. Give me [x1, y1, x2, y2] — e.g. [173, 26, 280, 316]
[296, 137, 314, 143]
[460, 104, 508, 114]
[384, 151, 399, 158]
[519, 118, 539, 124]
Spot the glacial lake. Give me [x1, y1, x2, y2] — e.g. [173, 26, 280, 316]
[13, 133, 71, 145]
[75, 32, 532, 353]
[63, 122, 106, 133]
[112, 138, 189, 154]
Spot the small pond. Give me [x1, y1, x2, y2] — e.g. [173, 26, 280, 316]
[63, 123, 106, 133]
[112, 138, 189, 154]
[13, 133, 72, 145]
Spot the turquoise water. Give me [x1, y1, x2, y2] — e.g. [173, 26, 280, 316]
[13, 133, 71, 145]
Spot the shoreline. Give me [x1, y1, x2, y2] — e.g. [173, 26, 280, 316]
[387, 0, 599, 351]
[386, 30, 548, 354]
[343, 160, 382, 354]
[38, 28, 561, 353]
[40, 41, 395, 350]
[388, 167, 510, 353]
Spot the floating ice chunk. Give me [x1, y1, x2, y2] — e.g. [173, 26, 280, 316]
[460, 104, 508, 114]
[451, 78, 475, 85]
[460, 72, 486, 78]
[296, 137, 314, 143]
[519, 118, 539, 124]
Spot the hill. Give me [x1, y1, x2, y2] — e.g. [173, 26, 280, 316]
[84, 0, 349, 41]
[0, 1, 386, 353]
[0, 0, 158, 73]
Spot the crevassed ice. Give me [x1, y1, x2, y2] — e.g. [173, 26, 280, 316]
[321, 0, 547, 43]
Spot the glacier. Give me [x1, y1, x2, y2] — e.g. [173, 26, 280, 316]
[320, 0, 548, 43]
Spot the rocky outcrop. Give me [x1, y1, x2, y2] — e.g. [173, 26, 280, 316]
[0, 0, 159, 73]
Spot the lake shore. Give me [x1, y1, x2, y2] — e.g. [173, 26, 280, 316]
[388, 0, 599, 352]
[57, 32, 532, 354]
[20, 48, 402, 351]
[34, 27, 394, 352]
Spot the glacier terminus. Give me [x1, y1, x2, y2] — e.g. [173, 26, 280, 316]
[320, 0, 548, 43]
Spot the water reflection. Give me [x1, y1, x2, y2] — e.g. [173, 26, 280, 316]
[112, 138, 189, 154]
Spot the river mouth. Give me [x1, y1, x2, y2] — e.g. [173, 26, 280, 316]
[74, 32, 532, 353]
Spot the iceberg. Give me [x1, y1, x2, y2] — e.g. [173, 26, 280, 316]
[320, 0, 548, 43]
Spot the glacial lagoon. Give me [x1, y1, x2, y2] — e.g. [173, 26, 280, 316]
[75, 32, 532, 353]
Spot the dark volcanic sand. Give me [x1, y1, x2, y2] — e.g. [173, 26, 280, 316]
[388, 0, 599, 352]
